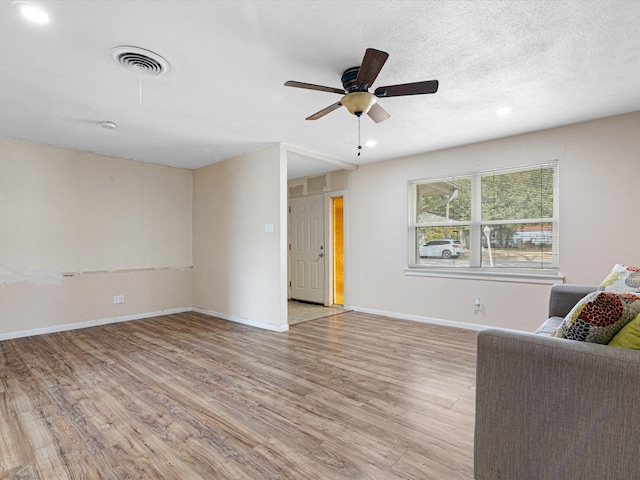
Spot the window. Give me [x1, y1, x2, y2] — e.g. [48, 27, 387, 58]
[409, 162, 558, 273]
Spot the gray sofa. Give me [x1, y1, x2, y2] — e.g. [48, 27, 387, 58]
[474, 284, 640, 479]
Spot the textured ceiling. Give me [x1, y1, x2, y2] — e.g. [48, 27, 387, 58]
[2, 0, 640, 178]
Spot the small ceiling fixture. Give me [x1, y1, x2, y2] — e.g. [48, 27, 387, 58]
[496, 107, 514, 116]
[12, 1, 49, 23]
[111, 46, 170, 75]
[100, 120, 117, 130]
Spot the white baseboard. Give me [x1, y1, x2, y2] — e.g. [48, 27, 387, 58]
[193, 307, 289, 332]
[2, 305, 476, 342]
[347, 305, 489, 331]
[0, 307, 193, 341]
[0, 306, 289, 341]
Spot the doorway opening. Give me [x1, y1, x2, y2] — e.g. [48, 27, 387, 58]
[287, 191, 347, 325]
[332, 196, 344, 305]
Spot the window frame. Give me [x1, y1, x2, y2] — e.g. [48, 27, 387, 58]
[407, 161, 562, 283]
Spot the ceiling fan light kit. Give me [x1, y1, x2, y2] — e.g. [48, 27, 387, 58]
[341, 91, 376, 116]
[285, 48, 439, 155]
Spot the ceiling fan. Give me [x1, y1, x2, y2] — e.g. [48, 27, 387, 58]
[284, 48, 439, 123]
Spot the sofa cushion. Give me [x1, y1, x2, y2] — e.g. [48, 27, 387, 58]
[608, 313, 640, 349]
[554, 291, 640, 343]
[535, 316, 563, 335]
[599, 264, 640, 293]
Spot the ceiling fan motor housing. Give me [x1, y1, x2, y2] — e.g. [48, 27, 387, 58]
[341, 66, 363, 92]
[341, 66, 377, 115]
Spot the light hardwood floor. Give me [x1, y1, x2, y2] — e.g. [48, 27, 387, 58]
[0, 311, 478, 479]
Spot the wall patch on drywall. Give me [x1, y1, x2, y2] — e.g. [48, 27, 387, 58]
[289, 185, 304, 197]
[307, 175, 327, 193]
[0, 265, 63, 286]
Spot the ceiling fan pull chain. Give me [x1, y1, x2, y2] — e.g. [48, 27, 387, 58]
[357, 115, 362, 156]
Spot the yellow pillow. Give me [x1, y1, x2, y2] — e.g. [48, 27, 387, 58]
[609, 313, 640, 349]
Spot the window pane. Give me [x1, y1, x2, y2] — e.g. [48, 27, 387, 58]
[416, 178, 471, 223]
[481, 167, 554, 221]
[416, 226, 470, 267]
[410, 162, 557, 271]
[481, 222, 555, 269]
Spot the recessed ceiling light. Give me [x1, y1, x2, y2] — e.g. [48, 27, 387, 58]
[12, 1, 50, 24]
[495, 107, 514, 116]
[365, 140, 377, 148]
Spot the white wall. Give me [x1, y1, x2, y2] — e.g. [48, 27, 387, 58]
[0, 268, 193, 339]
[346, 112, 640, 332]
[0, 138, 288, 338]
[4, 112, 638, 338]
[193, 144, 288, 331]
[0, 138, 192, 275]
[0, 138, 194, 338]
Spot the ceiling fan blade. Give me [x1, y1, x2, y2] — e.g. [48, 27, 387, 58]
[306, 102, 343, 120]
[284, 80, 345, 94]
[355, 48, 389, 90]
[367, 103, 390, 123]
[375, 80, 439, 97]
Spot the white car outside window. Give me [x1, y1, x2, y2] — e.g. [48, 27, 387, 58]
[419, 239, 464, 259]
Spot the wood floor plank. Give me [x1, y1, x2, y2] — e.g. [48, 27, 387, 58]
[0, 311, 477, 479]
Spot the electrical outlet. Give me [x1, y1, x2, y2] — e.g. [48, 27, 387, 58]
[113, 294, 125, 304]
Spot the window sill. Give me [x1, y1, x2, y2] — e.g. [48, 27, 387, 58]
[404, 267, 565, 285]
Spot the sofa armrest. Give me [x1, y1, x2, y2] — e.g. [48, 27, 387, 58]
[474, 329, 640, 480]
[548, 284, 597, 318]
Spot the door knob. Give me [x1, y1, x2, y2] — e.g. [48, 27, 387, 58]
[319, 253, 324, 257]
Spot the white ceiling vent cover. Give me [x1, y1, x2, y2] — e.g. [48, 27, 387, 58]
[111, 46, 170, 75]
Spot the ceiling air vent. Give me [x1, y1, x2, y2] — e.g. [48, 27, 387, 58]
[111, 46, 170, 75]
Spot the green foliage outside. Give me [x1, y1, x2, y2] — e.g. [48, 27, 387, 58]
[482, 167, 554, 221]
[415, 167, 554, 247]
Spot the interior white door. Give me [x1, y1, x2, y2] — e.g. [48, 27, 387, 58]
[290, 194, 325, 304]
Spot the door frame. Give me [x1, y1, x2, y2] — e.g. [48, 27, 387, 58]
[287, 189, 349, 307]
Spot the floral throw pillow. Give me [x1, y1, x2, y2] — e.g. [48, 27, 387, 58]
[554, 291, 640, 343]
[599, 264, 640, 293]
